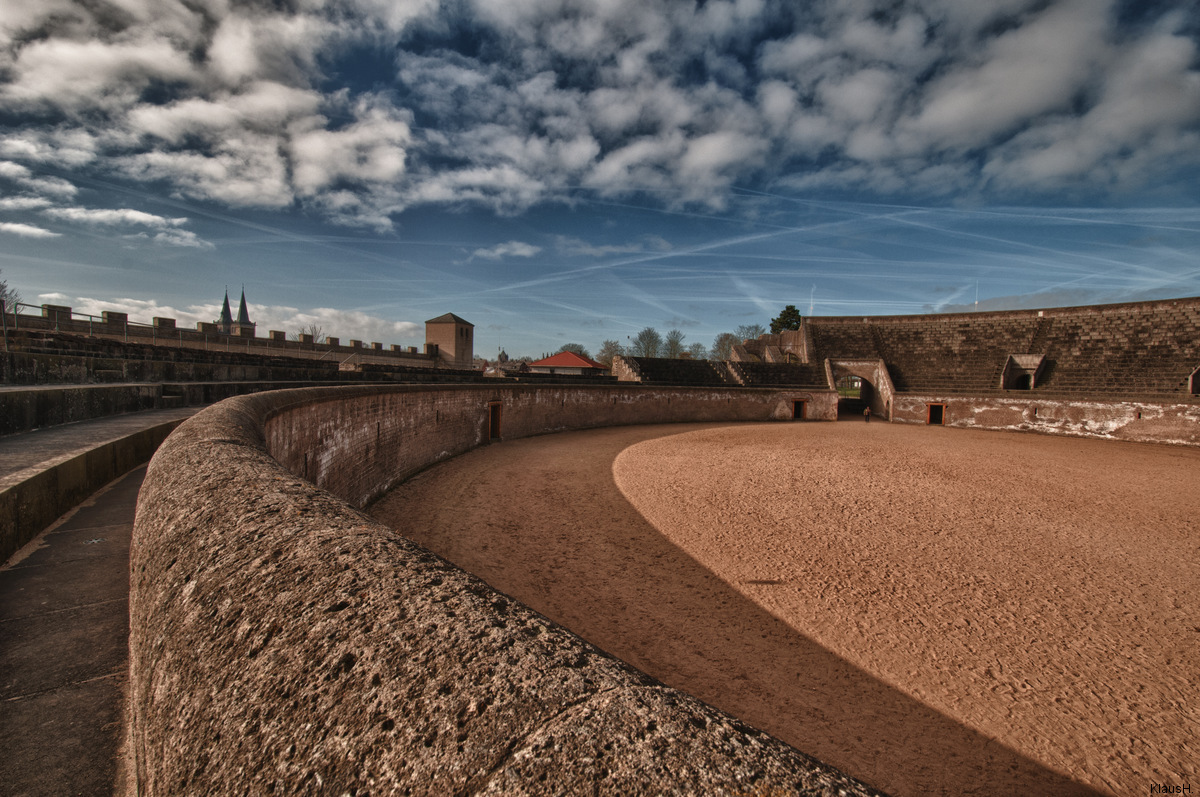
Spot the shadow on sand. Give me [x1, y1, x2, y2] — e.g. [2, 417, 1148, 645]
[371, 424, 1105, 797]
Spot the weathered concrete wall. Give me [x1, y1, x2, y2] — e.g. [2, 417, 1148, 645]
[0, 418, 184, 561]
[892, 392, 1200, 445]
[129, 383, 876, 796]
[0, 384, 162, 436]
[264, 383, 834, 509]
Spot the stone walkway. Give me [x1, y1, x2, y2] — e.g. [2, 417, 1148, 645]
[1, 467, 143, 795]
[1, 407, 199, 796]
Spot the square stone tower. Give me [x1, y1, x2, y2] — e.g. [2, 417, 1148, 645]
[425, 313, 474, 368]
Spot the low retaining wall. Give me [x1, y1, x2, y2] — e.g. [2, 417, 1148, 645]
[0, 418, 185, 561]
[129, 383, 874, 796]
[0, 384, 163, 436]
[891, 392, 1200, 445]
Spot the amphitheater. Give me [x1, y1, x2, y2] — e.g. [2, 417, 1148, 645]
[2, 297, 1199, 796]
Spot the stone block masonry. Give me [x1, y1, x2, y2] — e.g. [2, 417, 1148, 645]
[128, 383, 873, 796]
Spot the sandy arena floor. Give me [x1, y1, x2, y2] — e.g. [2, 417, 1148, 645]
[370, 421, 1199, 796]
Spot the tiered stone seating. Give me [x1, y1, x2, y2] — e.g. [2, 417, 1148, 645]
[1035, 301, 1200, 395]
[730, 361, 828, 388]
[862, 316, 1039, 393]
[808, 322, 880, 360]
[621, 357, 733, 386]
[801, 298, 1200, 398]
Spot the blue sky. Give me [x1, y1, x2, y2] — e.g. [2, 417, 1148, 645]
[1, 0, 1199, 358]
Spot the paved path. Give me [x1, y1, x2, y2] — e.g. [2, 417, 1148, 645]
[1, 466, 143, 796]
[1, 406, 200, 796]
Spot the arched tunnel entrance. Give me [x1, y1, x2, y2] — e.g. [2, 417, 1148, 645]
[836, 375, 876, 420]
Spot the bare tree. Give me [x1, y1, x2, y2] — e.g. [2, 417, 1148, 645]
[290, 323, 325, 343]
[629, 327, 662, 357]
[687, 342, 708, 360]
[664, 328, 686, 358]
[596, 339, 624, 367]
[0, 269, 21, 311]
[734, 323, 765, 342]
[710, 332, 739, 360]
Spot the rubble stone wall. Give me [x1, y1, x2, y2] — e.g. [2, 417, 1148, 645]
[891, 392, 1200, 445]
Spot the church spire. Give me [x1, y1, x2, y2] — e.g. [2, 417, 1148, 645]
[236, 286, 252, 326]
[218, 287, 233, 333]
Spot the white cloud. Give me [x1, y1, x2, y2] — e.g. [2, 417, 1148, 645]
[44, 207, 188, 228]
[0, 128, 98, 167]
[0, 195, 53, 210]
[276, 307, 422, 345]
[116, 139, 294, 207]
[1, 37, 197, 113]
[472, 240, 542, 260]
[289, 98, 412, 196]
[904, 0, 1109, 150]
[0, 221, 61, 238]
[0, 161, 78, 198]
[555, 234, 671, 257]
[0, 0, 1197, 226]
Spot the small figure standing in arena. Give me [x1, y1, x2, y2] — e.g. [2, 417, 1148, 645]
[863, 406, 871, 423]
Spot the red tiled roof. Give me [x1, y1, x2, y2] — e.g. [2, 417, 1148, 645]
[530, 351, 606, 369]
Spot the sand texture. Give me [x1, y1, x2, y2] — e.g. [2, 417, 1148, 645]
[370, 421, 1200, 796]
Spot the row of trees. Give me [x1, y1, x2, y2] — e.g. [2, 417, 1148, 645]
[556, 305, 805, 366]
[556, 323, 770, 367]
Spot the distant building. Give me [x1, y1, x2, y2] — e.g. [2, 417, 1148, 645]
[217, 290, 234, 334]
[216, 287, 255, 337]
[425, 313, 474, 368]
[528, 351, 608, 375]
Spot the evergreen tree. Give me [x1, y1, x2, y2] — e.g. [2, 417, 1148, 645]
[556, 342, 590, 359]
[770, 304, 803, 333]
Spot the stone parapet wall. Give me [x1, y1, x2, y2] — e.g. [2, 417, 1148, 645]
[128, 383, 868, 796]
[2, 306, 436, 368]
[0, 330, 489, 387]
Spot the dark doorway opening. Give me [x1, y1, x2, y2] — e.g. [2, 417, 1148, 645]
[1191, 370, 1199, 396]
[792, 400, 807, 420]
[836, 376, 874, 420]
[488, 402, 502, 440]
[928, 403, 945, 425]
[1015, 374, 1032, 390]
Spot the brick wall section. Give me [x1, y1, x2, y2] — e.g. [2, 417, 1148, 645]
[128, 384, 872, 796]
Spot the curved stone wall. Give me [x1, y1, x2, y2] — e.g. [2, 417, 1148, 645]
[128, 383, 872, 795]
